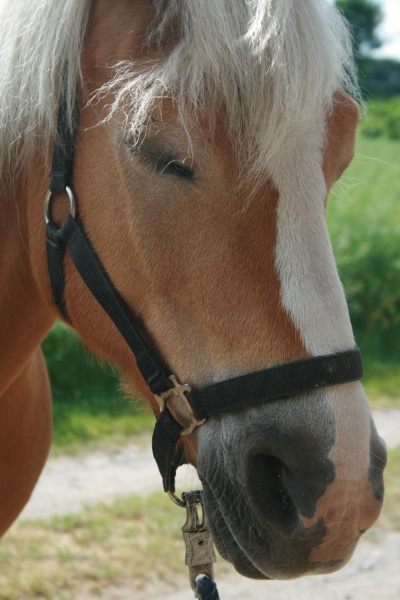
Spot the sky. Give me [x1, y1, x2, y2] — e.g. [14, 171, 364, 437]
[371, 0, 400, 60]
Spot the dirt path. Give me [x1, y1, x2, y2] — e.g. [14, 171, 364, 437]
[18, 444, 201, 521]
[82, 529, 400, 599]
[19, 408, 399, 522]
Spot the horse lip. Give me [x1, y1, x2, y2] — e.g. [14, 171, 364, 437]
[213, 532, 271, 580]
[200, 471, 345, 580]
[200, 477, 271, 580]
[378, 435, 387, 453]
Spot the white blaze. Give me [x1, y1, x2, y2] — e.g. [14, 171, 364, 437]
[273, 118, 355, 355]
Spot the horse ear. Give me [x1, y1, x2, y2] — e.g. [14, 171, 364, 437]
[323, 90, 359, 189]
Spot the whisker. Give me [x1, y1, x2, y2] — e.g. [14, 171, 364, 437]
[353, 152, 400, 170]
[368, 403, 400, 413]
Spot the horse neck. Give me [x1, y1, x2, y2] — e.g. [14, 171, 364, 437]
[0, 162, 56, 395]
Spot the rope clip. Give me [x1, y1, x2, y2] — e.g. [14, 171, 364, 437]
[181, 490, 217, 597]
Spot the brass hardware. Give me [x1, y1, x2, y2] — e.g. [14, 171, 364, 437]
[155, 375, 206, 436]
[168, 490, 186, 508]
[155, 375, 191, 411]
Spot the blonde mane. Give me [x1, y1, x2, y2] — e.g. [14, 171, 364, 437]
[0, 0, 92, 172]
[0, 0, 357, 180]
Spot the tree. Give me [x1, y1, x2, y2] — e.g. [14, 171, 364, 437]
[336, 0, 383, 58]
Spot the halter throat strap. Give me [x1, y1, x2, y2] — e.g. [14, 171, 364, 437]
[44, 90, 364, 496]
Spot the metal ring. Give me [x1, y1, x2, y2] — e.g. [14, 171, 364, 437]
[167, 490, 186, 508]
[44, 186, 76, 225]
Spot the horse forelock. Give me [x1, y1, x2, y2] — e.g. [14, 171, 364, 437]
[100, 0, 359, 188]
[0, 0, 358, 185]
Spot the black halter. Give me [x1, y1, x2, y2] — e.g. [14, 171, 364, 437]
[44, 92, 363, 497]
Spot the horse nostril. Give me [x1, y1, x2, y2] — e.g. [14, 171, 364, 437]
[245, 453, 301, 536]
[369, 433, 387, 503]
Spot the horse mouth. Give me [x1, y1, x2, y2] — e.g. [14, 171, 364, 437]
[195, 391, 386, 580]
[199, 470, 345, 580]
[200, 477, 272, 579]
[197, 433, 360, 581]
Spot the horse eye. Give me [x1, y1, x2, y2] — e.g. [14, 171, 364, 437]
[124, 139, 195, 181]
[158, 160, 194, 179]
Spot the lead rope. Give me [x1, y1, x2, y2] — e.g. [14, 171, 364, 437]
[180, 491, 220, 599]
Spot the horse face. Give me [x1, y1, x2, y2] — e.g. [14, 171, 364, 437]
[63, 89, 386, 579]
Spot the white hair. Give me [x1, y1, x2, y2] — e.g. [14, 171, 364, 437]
[0, 0, 92, 174]
[0, 0, 357, 182]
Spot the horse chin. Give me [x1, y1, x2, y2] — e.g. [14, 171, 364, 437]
[200, 475, 350, 581]
[200, 479, 271, 580]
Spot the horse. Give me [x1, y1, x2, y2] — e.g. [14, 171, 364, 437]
[0, 0, 387, 584]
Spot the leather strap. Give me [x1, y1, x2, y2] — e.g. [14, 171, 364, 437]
[152, 409, 184, 493]
[186, 348, 363, 421]
[45, 230, 70, 319]
[46, 214, 173, 397]
[49, 90, 76, 193]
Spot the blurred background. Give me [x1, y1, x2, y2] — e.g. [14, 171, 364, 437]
[329, 0, 400, 398]
[1, 2, 399, 599]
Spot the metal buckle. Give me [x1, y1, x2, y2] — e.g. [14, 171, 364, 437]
[155, 375, 206, 436]
[44, 186, 76, 225]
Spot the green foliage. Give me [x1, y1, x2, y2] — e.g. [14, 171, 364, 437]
[383, 446, 400, 530]
[328, 134, 400, 395]
[336, 0, 383, 57]
[359, 59, 400, 99]
[42, 323, 153, 450]
[331, 216, 400, 334]
[360, 96, 400, 139]
[43, 323, 118, 404]
[336, 1, 400, 98]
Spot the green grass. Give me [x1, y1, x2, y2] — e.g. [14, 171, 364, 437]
[0, 492, 230, 600]
[358, 97, 400, 140]
[0, 493, 185, 600]
[381, 446, 400, 531]
[42, 324, 154, 453]
[328, 134, 400, 399]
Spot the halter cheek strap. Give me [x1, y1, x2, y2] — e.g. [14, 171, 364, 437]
[44, 91, 364, 497]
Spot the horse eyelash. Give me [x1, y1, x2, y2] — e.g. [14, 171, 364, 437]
[124, 140, 194, 180]
[154, 157, 194, 180]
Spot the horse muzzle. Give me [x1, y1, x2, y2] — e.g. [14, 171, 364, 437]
[197, 393, 387, 580]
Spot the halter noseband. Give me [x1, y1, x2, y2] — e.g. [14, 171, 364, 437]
[44, 90, 363, 499]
